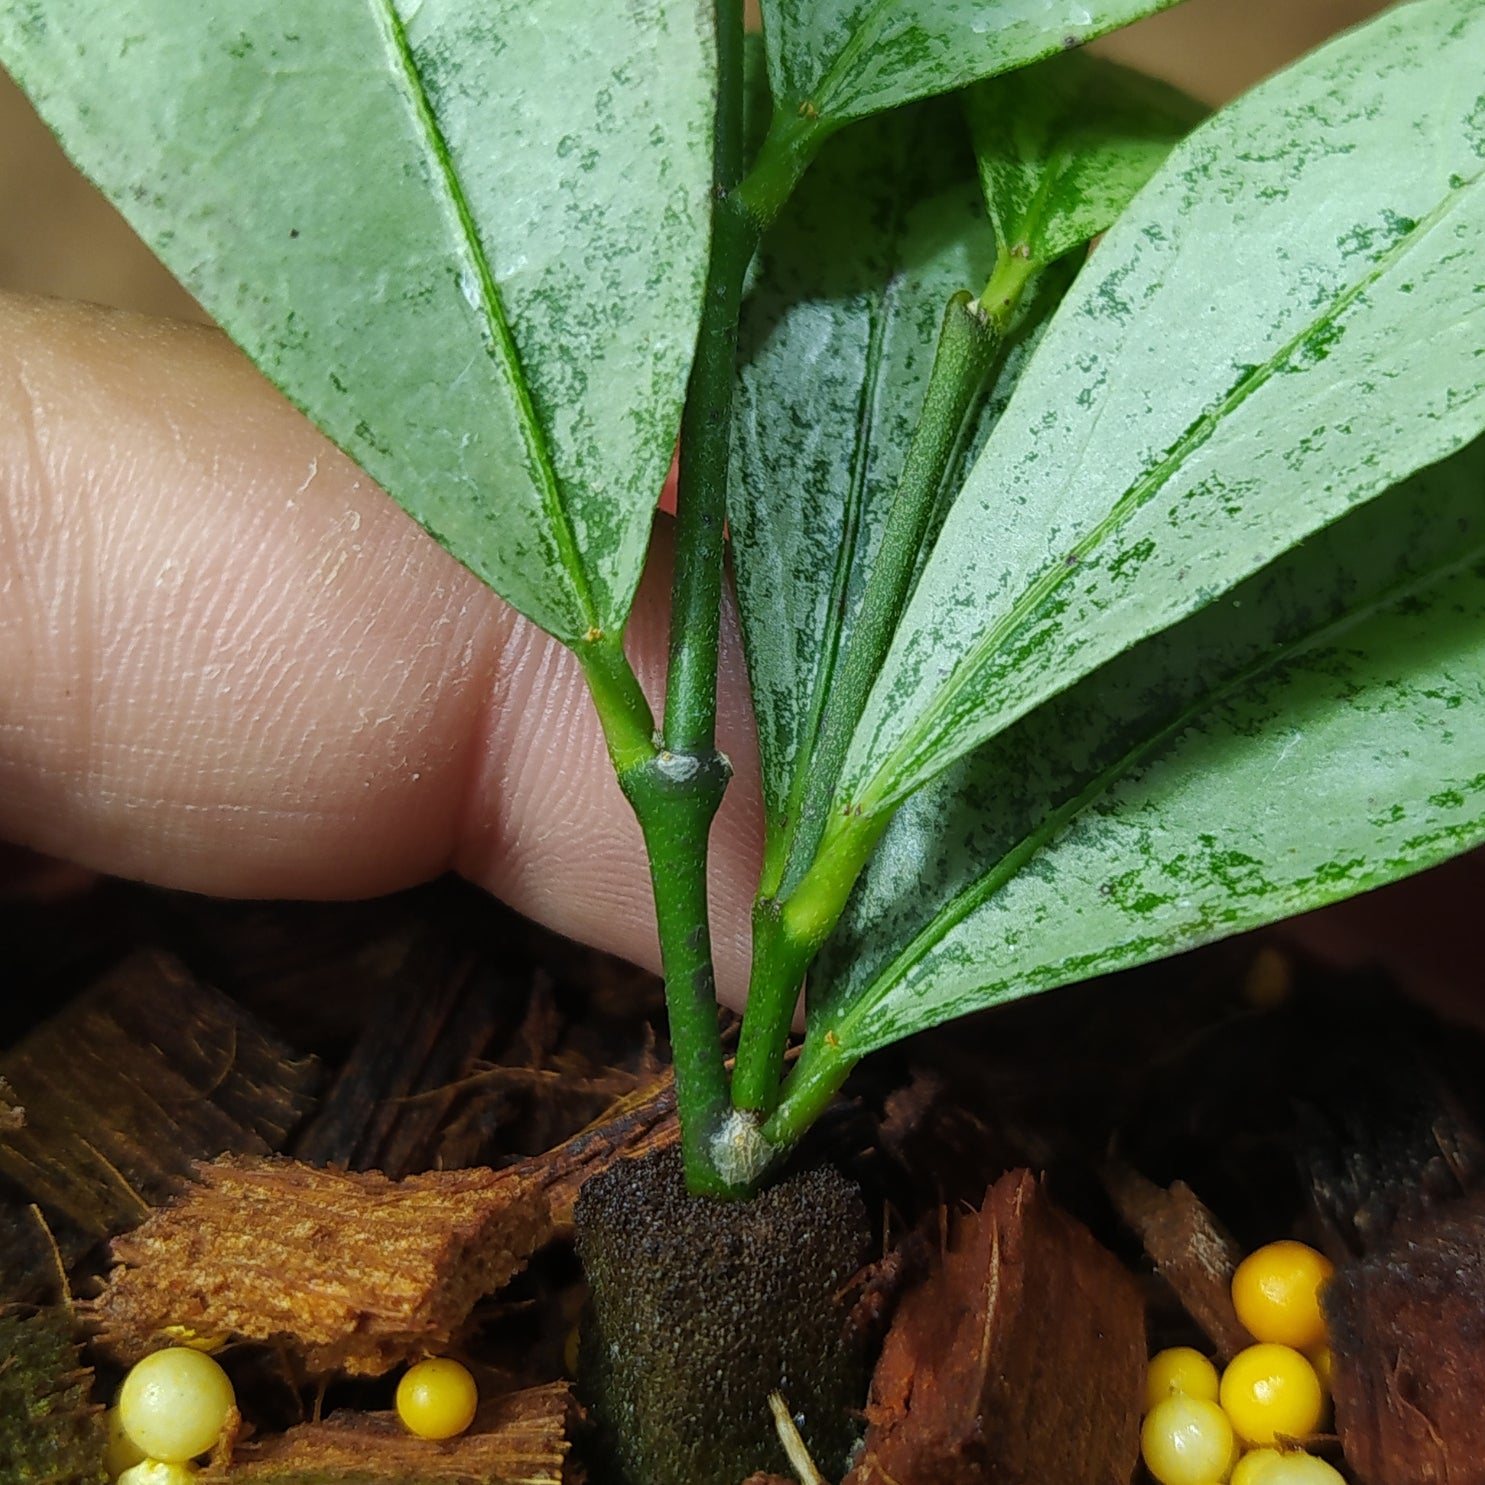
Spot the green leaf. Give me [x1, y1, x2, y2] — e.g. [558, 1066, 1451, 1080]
[0, 1, 713, 646]
[836, 0, 1485, 821]
[730, 102, 1021, 865]
[965, 51, 1205, 271]
[813, 434, 1485, 1054]
[756, 0, 1186, 132]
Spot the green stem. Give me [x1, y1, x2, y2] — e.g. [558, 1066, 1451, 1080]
[604, 4, 845, 1187]
[579, 638, 732, 1194]
[731, 805, 890, 1114]
[974, 249, 1039, 334]
[733, 104, 826, 230]
[579, 634, 656, 772]
[730, 292, 1002, 1114]
[761, 1023, 857, 1154]
[783, 290, 1002, 896]
[729, 898, 810, 1113]
[666, 0, 750, 753]
[624, 748, 736, 1196]
[640, 0, 767, 1195]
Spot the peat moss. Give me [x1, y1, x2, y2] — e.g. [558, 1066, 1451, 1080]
[574, 1148, 870, 1485]
[0, 1307, 107, 1485]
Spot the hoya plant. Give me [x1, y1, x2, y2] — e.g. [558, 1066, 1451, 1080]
[2, 0, 1482, 1200]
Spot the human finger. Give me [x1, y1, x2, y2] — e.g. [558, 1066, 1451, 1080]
[0, 291, 763, 1007]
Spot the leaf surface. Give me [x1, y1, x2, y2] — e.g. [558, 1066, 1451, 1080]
[756, 0, 1187, 129]
[814, 436, 1485, 1053]
[730, 103, 1002, 846]
[837, 0, 1485, 818]
[966, 51, 1204, 270]
[0, 0, 713, 644]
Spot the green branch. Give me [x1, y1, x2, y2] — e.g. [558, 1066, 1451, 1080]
[731, 290, 1005, 1115]
[666, 0, 748, 754]
[592, 0, 869, 1189]
[625, 748, 736, 1195]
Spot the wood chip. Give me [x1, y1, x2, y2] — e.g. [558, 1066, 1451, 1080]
[1326, 1189, 1485, 1485]
[0, 1188, 91, 1308]
[201, 1381, 573, 1484]
[1296, 1027, 1485, 1254]
[92, 1155, 552, 1375]
[847, 1170, 1144, 1485]
[1103, 1161, 1251, 1360]
[292, 948, 518, 1179]
[0, 1079, 23, 1132]
[514, 1069, 677, 1234]
[0, 950, 318, 1241]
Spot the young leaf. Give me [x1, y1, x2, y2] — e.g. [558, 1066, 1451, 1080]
[833, 0, 1485, 824]
[811, 434, 1485, 1055]
[756, 0, 1187, 135]
[0, 1, 713, 647]
[965, 51, 1205, 271]
[729, 103, 1002, 869]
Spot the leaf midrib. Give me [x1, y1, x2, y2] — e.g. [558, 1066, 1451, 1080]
[769, 161, 921, 890]
[795, 0, 896, 117]
[828, 534, 1485, 1051]
[375, 0, 598, 632]
[854, 162, 1484, 819]
[770, 288, 889, 851]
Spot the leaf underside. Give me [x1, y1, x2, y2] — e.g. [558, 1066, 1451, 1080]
[757, 0, 1188, 130]
[817, 432, 1485, 1054]
[842, 0, 1485, 818]
[808, 0, 1485, 1049]
[0, 0, 714, 645]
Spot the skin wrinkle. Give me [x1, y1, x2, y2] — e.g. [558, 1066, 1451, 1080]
[0, 291, 764, 1008]
[0, 344, 93, 797]
[457, 592, 665, 977]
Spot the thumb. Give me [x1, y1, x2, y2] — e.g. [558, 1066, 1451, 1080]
[0, 292, 763, 1009]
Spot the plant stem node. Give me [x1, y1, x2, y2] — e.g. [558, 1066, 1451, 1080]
[709, 1107, 778, 1189]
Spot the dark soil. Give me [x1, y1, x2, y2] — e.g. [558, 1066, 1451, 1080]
[3, 869, 1484, 1484]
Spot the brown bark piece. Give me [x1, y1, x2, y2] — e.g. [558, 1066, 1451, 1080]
[1103, 1161, 1251, 1360]
[0, 1186, 96, 1307]
[515, 1069, 678, 1234]
[1325, 1189, 1485, 1485]
[293, 952, 515, 1179]
[847, 1170, 1144, 1485]
[0, 950, 319, 1240]
[92, 1154, 552, 1375]
[201, 1382, 573, 1483]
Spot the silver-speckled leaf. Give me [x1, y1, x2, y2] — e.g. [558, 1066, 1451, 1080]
[0, 0, 713, 645]
[838, 0, 1485, 818]
[757, 0, 1185, 130]
[814, 434, 1485, 1052]
[965, 50, 1204, 269]
[730, 103, 998, 843]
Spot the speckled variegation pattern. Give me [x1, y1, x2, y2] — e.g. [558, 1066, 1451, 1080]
[0, 0, 714, 645]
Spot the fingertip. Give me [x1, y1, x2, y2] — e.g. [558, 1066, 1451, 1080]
[0, 293, 763, 1007]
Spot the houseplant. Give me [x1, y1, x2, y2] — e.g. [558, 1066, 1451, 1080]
[1, 0, 1481, 1195]
[1, 0, 1483, 1474]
